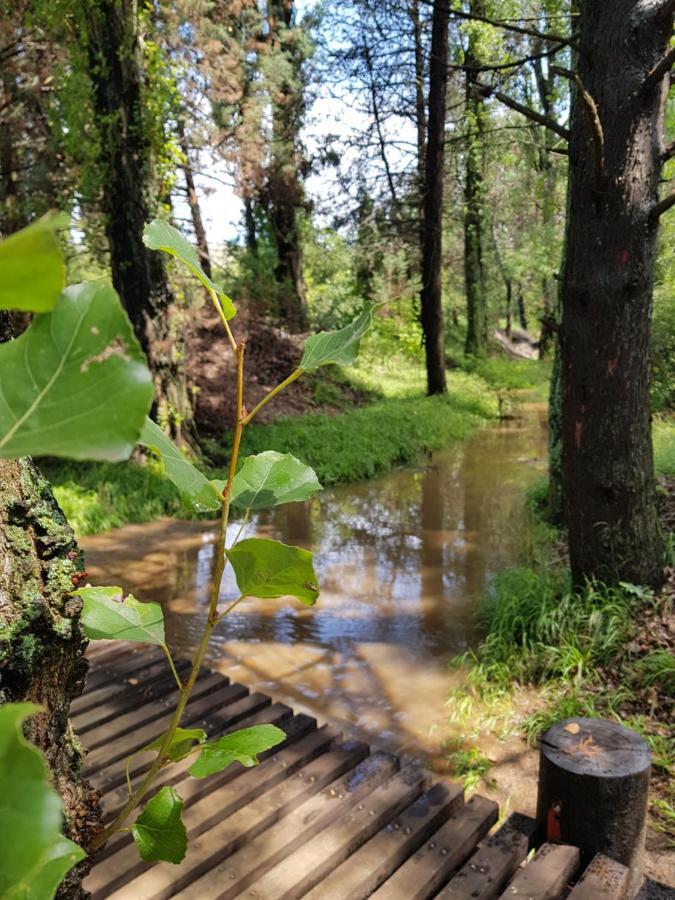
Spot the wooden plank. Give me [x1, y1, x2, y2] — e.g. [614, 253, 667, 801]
[499, 843, 580, 899]
[171, 750, 399, 900]
[238, 762, 429, 900]
[71, 649, 171, 712]
[84, 639, 144, 665]
[82, 667, 222, 751]
[566, 854, 631, 900]
[103, 742, 378, 900]
[75, 645, 166, 693]
[372, 795, 498, 900]
[88, 689, 271, 791]
[93, 704, 306, 870]
[86, 714, 329, 895]
[435, 813, 537, 900]
[101, 703, 320, 828]
[73, 659, 192, 734]
[84, 676, 246, 774]
[303, 780, 464, 900]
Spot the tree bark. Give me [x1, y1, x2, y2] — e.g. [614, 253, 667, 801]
[84, 0, 194, 443]
[178, 122, 211, 279]
[0, 313, 101, 898]
[560, 1, 670, 586]
[419, 0, 449, 396]
[267, 0, 308, 332]
[463, 1, 489, 358]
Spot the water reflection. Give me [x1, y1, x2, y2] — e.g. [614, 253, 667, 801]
[82, 403, 548, 767]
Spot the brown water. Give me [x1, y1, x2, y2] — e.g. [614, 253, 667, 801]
[83, 402, 548, 769]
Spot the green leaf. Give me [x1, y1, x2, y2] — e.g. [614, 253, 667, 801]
[140, 727, 207, 763]
[131, 786, 187, 864]
[188, 724, 286, 779]
[0, 704, 85, 899]
[0, 213, 68, 313]
[143, 220, 236, 320]
[139, 418, 223, 511]
[0, 281, 153, 462]
[226, 537, 319, 606]
[76, 585, 165, 645]
[231, 451, 321, 512]
[299, 306, 374, 372]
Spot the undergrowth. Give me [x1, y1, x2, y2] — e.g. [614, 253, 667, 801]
[43, 361, 495, 534]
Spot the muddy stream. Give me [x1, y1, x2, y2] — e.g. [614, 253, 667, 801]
[82, 402, 548, 773]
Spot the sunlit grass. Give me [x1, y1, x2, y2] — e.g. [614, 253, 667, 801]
[654, 416, 675, 475]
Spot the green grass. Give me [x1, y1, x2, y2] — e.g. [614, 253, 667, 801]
[40, 457, 205, 535]
[654, 416, 675, 475]
[238, 369, 495, 487]
[445, 740, 495, 791]
[457, 569, 647, 690]
[43, 353, 496, 534]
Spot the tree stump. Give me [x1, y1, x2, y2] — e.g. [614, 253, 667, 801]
[536, 718, 650, 897]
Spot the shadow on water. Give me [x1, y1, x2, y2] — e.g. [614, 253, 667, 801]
[83, 401, 548, 768]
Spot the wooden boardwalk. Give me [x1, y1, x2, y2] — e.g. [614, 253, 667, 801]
[78, 643, 635, 899]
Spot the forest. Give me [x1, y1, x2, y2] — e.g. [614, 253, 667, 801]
[0, 0, 673, 897]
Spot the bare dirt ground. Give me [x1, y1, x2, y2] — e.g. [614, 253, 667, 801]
[185, 300, 364, 437]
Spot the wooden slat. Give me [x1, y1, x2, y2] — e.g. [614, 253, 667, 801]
[566, 854, 631, 900]
[73, 658, 192, 733]
[87, 713, 327, 896]
[238, 763, 429, 900]
[94, 704, 303, 867]
[82, 669, 227, 752]
[99, 711, 318, 827]
[89, 690, 271, 791]
[303, 781, 464, 900]
[105, 742, 377, 900]
[171, 750, 399, 900]
[75, 645, 166, 695]
[499, 843, 580, 899]
[371, 795, 499, 900]
[84, 675, 248, 777]
[434, 813, 536, 900]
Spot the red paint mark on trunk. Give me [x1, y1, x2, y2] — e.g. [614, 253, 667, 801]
[574, 420, 583, 448]
[617, 248, 630, 264]
[608, 358, 617, 375]
[547, 802, 562, 841]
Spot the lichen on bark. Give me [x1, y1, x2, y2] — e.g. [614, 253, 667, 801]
[0, 456, 102, 897]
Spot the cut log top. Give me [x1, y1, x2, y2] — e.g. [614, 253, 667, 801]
[539, 717, 651, 778]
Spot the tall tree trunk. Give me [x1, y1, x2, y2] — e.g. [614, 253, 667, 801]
[412, 0, 427, 242]
[463, 2, 488, 358]
[420, 0, 449, 396]
[0, 70, 22, 237]
[84, 0, 194, 443]
[267, 0, 308, 332]
[533, 43, 559, 358]
[516, 283, 528, 330]
[178, 122, 211, 278]
[0, 313, 101, 898]
[561, 0, 670, 587]
[244, 196, 258, 256]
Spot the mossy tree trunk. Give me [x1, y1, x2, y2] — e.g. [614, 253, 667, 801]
[0, 312, 101, 897]
[267, 0, 309, 332]
[463, 0, 489, 359]
[83, 0, 194, 444]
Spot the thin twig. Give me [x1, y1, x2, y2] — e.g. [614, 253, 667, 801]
[641, 45, 675, 96]
[651, 191, 675, 220]
[241, 369, 302, 426]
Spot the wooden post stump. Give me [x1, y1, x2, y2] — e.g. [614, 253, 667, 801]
[536, 718, 650, 896]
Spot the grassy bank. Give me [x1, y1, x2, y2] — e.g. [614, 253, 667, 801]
[446, 445, 675, 840]
[43, 352, 498, 535]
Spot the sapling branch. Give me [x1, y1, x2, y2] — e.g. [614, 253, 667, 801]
[162, 644, 183, 691]
[241, 368, 302, 426]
